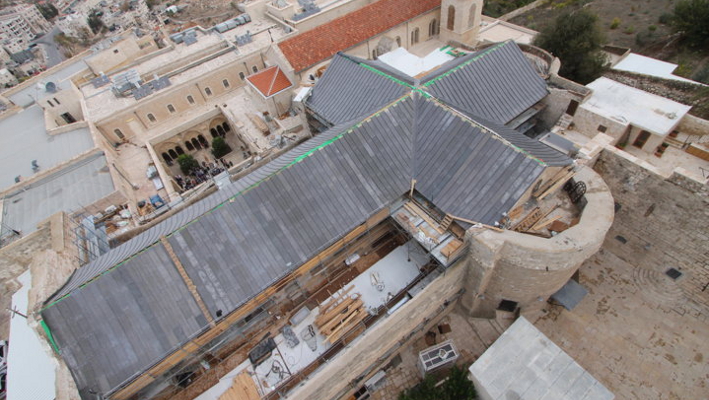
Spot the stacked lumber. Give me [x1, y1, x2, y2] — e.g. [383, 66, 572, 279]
[315, 287, 367, 344]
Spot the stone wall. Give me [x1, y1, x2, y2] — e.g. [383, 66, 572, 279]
[461, 166, 615, 318]
[288, 262, 466, 400]
[593, 147, 709, 316]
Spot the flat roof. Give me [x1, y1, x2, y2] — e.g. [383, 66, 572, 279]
[613, 53, 701, 85]
[581, 77, 691, 136]
[6, 59, 88, 107]
[378, 47, 454, 78]
[469, 317, 614, 400]
[0, 105, 95, 190]
[2, 152, 115, 235]
[478, 19, 538, 45]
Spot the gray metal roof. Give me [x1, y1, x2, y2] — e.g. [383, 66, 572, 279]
[41, 42, 572, 398]
[2, 152, 116, 235]
[305, 53, 412, 125]
[0, 105, 95, 191]
[422, 41, 549, 124]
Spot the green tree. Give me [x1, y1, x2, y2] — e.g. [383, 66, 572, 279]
[37, 3, 59, 20]
[671, 0, 709, 47]
[177, 154, 200, 174]
[87, 12, 105, 34]
[211, 137, 232, 159]
[399, 365, 476, 400]
[533, 9, 607, 84]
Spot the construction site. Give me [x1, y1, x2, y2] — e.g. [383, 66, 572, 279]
[0, 1, 706, 400]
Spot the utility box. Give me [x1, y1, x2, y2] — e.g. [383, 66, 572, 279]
[418, 339, 459, 377]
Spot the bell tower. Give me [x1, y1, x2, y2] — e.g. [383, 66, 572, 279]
[439, 0, 483, 45]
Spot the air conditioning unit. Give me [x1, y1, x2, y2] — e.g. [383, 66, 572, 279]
[418, 339, 459, 377]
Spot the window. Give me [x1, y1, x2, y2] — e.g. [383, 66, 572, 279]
[252, 66, 258, 73]
[185, 141, 194, 151]
[198, 134, 209, 147]
[47, 99, 54, 107]
[429, 19, 438, 37]
[204, 87, 212, 96]
[167, 104, 175, 113]
[396, 36, 401, 47]
[239, 72, 245, 80]
[191, 137, 202, 150]
[468, 4, 477, 28]
[114, 128, 124, 139]
[598, 125, 607, 133]
[61, 112, 76, 123]
[222, 122, 230, 132]
[168, 149, 178, 159]
[410, 28, 420, 45]
[187, 95, 195, 104]
[175, 146, 185, 155]
[54, 97, 60, 105]
[210, 128, 218, 138]
[222, 79, 230, 88]
[216, 125, 225, 137]
[113, 49, 119, 54]
[162, 152, 172, 164]
[447, 5, 455, 31]
[147, 113, 156, 122]
[372, 49, 377, 60]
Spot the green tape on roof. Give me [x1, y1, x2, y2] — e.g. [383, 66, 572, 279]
[41, 319, 60, 354]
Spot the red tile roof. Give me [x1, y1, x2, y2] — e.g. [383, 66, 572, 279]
[246, 66, 293, 97]
[279, 0, 441, 72]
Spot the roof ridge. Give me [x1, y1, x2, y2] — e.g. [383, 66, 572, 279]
[422, 41, 509, 88]
[41, 94, 414, 311]
[267, 66, 279, 96]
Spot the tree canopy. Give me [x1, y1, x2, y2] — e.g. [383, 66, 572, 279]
[398, 365, 477, 400]
[671, 0, 709, 47]
[37, 3, 59, 20]
[177, 154, 200, 175]
[533, 9, 606, 84]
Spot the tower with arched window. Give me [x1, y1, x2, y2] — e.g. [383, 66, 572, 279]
[440, 0, 483, 45]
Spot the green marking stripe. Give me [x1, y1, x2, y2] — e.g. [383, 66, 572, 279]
[41, 319, 60, 354]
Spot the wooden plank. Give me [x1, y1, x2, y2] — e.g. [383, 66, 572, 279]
[440, 239, 462, 258]
[508, 206, 524, 220]
[318, 299, 363, 335]
[449, 215, 504, 232]
[512, 207, 542, 232]
[539, 170, 576, 200]
[532, 166, 573, 197]
[532, 215, 562, 231]
[317, 285, 354, 315]
[404, 202, 444, 234]
[219, 371, 260, 400]
[325, 309, 362, 343]
[315, 295, 359, 328]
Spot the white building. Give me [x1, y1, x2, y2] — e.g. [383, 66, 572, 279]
[56, 13, 92, 39]
[0, 68, 18, 87]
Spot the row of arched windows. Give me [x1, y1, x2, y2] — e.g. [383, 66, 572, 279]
[160, 122, 231, 164]
[210, 122, 230, 138]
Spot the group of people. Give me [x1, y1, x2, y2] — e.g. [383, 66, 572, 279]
[174, 158, 234, 191]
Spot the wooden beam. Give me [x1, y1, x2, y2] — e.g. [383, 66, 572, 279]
[409, 179, 417, 198]
[449, 215, 504, 232]
[532, 215, 562, 231]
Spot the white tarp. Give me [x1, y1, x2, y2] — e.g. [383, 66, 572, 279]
[379, 47, 454, 78]
[7, 272, 56, 400]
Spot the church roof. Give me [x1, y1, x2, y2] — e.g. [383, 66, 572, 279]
[278, 0, 440, 72]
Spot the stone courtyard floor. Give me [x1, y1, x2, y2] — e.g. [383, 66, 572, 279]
[368, 238, 709, 400]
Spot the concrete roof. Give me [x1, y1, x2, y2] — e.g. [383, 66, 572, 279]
[6, 59, 88, 107]
[2, 152, 115, 235]
[612, 53, 701, 85]
[582, 77, 691, 136]
[0, 105, 95, 191]
[478, 19, 538, 45]
[469, 317, 614, 400]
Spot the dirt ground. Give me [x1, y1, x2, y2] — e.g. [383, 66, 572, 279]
[508, 0, 709, 80]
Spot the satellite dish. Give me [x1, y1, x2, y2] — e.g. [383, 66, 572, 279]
[45, 81, 57, 93]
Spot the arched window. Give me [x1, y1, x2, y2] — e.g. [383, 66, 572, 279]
[216, 125, 225, 137]
[222, 79, 230, 88]
[429, 19, 438, 37]
[114, 128, 124, 139]
[198, 135, 208, 147]
[175, 146, 184, 155]
[372, 49, 377, 60]
[147, 113, 156, 122]
[469, 4, 477, 28]
[47, 99, 54, 107]
[252, 66, 258, 73]
[210, 128, 218, 137]
[187, 95, 195, 104]
[192, 137, 202, 150]
[185, 141, 194, 151]
[167, 104, 175, 113]
[239, 72, 245, 80]
[222, 122, 230, 132]
[411, 28, 420, 45]
[162, 152, 172, 164]
[447, 5, 455, 31]
[396, 36, 401, 47]
[54, 97, 60, 105]
[204, 87, 212, 96]
[168, 149, 178, 159]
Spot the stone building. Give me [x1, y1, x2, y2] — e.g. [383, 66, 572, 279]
[0, 4, 51, 45]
